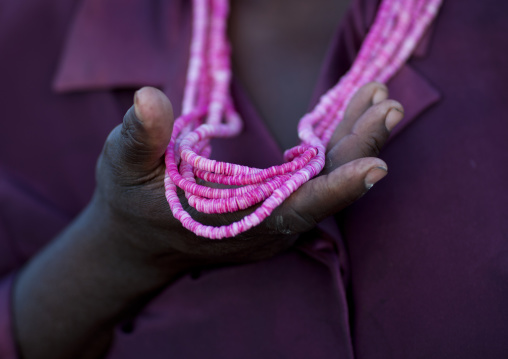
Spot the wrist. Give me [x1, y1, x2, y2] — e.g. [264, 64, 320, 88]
[85, 191, 194, 285]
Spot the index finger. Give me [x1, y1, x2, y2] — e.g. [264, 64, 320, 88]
[267, 157, 387, 234]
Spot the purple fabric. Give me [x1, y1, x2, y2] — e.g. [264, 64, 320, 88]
[341, 1, 508, 357]
[0, 0, 507, 358]
[0, 274, 17, 358]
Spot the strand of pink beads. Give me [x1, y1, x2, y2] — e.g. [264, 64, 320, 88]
[164, 0, 443, 239]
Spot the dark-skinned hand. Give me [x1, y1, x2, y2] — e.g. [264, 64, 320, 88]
[14, 81, 403, 359]
[95, 81, 404, 269]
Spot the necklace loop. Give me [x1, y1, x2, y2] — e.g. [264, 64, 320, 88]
[164, 0, 444, 239]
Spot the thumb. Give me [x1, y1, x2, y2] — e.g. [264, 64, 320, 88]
[119, 86, 174, 173]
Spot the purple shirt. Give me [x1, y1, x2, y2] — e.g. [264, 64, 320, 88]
[0, 0, 507, 357]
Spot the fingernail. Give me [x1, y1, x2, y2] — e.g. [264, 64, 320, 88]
[385, 107, 404, 131]
[365, 166, 388, 189]
[372, 87, 388, 104]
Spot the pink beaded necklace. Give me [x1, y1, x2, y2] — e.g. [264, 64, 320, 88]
[164, 0, 443, 239]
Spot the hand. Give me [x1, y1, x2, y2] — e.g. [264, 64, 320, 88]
[94, 82, 404, 268]
[13, 82, 404, 359]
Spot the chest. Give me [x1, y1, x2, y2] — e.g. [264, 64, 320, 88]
[228, 0, 351, 150]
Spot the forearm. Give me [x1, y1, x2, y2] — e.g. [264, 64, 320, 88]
[13, 194, 188, 359]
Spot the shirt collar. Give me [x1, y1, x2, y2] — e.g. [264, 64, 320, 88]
[52, 0, 191, 107]
[326, 0, 442, 141]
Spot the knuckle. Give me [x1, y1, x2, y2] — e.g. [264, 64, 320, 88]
[274, 215, 295, 235]
[372, 99, 403, 114]
[361, 134, 383, 156]
[121, 126, 145, 153]
[349, 132, 383, 157]
[366, 81, 388, 94]
[356, 81, 384, 96]
[286, 207, 318, 234]
[267, 206, 314, 236]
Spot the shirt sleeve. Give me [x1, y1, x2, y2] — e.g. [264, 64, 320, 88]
[0, 273, 19, 359]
